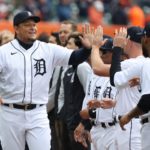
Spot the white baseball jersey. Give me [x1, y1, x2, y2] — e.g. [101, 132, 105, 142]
[114, 56, 145, 115]
[114, 56, 150, 96]
[0, 39, 73, 104]
[82, 72, 117, 122]
[113, 56, 145, 150]
[82, 72, 118, 150]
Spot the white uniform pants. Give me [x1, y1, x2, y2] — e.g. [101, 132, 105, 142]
[90, 125, 117, 150]
[115, 119, 141, 150]
[141, 122, 150, 150]
[0, 105, 51, 150]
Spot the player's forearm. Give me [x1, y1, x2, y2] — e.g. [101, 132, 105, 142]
[127, 106, 144, 119]
[110, 47, 122, 86]
[91, 45, 110, 76]
[68, 47, 91, 65]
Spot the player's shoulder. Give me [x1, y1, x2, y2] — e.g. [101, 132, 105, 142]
[37, 40, 65, 51]
[77, 62, 91, 70]
[0, 40, 13, 53]
[77, 62, 92, 75]
[121, 56, 145, 69]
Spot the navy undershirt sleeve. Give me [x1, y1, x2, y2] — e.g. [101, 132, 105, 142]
[110, 47, 123, 86]
[68, 48, 91, 65]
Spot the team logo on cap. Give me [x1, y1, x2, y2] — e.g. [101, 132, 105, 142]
[27, 11, 32, 16]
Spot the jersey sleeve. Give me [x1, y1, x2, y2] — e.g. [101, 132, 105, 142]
[114, 61, 143, 88]
[49, 43, 73, 67]
[77, 62, 92, 92]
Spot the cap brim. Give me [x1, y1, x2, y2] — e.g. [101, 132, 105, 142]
[137, 32, 145, 36]
[26, 16, 40, 23]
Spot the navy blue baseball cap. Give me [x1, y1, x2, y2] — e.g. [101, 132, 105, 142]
[13, 11, 40, 26]
[137, 23, 150, 37]
[100, 38, 113, 52]
[127, 26, 143, 43]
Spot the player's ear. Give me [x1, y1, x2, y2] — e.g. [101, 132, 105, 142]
[14, 25, 19, 33]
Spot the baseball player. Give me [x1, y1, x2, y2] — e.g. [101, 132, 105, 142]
[90, 26, 144, 150]
[79, 37, 118, 150]
[0, 11, 92, 150]
[110, 23, 150, 150]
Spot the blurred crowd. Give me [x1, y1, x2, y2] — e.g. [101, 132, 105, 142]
[0, 0, 150, 27]
[0, 8, 150, 150]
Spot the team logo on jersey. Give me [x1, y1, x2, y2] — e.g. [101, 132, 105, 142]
[103, 87, 112, 98]
[94, 86, 101, 99]
[34, 58, 46, 76]
[87, 81, 92, 96]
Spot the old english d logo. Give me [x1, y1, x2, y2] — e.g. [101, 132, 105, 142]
[34, 58, 46, 76]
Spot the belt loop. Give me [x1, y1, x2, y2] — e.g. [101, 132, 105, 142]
[24, 104, 29, 111]
[36, 104, 40, 108]
[105, 122, 109, 128]
[9, 104, 14, 109]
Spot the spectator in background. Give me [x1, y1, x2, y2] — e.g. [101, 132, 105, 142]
[75, 0, 89, 22]
[128, 1, 145, 27]
[0, 0, 9, 20]
[111, 0, 129, 25]
[37, 0, 51, 21]
[88, 0, 104, 26]
[38, 32, 49, 43]
[47, 20, 78, 150]
[0, 30, 14, 45]
[56, 0, 72, 21]
[57, 32, 91, 150]
[49, 32, 60, 45]
[23, 0, 40, 18]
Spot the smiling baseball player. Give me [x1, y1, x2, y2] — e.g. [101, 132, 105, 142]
[0, 11, 92, 150]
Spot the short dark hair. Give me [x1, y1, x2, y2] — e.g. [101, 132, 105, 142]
[61, 20, 77, 32]
[51, 32, 60, 45]
[67, 32, 83, 48]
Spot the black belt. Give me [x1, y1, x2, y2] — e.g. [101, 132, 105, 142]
[141, 118, 149, 124]
[3, 103, 44, 110]
[94, 121, 115, 128]
[101, 122, 115, 128]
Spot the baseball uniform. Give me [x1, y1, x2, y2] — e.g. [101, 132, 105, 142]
[82, 72, 118, 150]
[112, 56, 150, 150]
[0, 39, 73, 150]
[114, 56, 145, 150]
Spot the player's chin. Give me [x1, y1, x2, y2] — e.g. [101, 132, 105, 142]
[28, 36, 36, 42]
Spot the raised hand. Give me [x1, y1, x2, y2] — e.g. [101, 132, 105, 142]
[92, 25, 104, 48]
[113, 27, 128, 49]
[80, 24, 94, 49]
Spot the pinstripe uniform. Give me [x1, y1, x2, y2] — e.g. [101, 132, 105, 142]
[0, 39, 72, 150]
